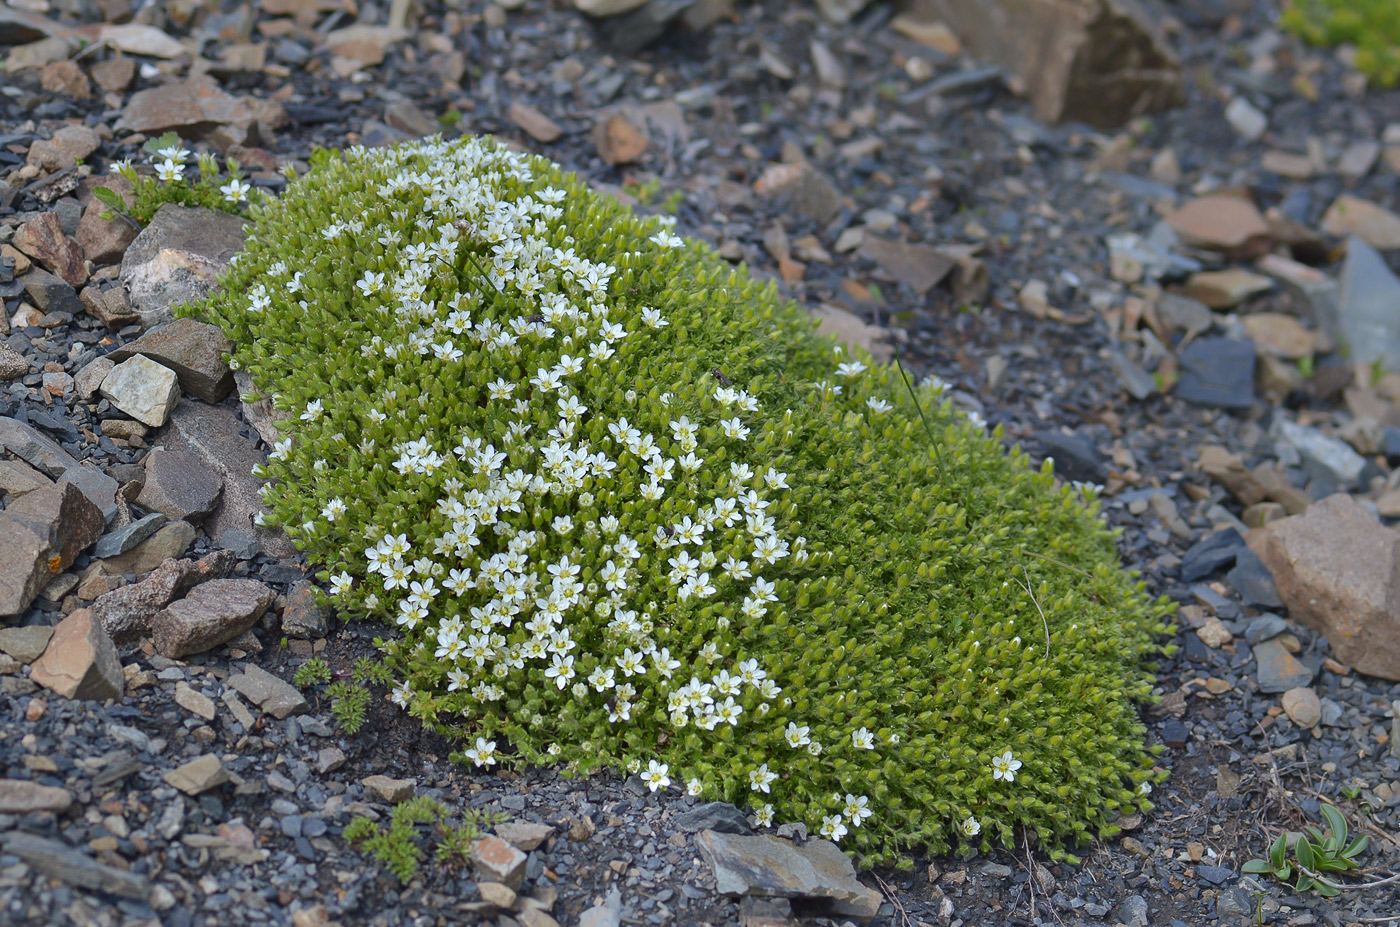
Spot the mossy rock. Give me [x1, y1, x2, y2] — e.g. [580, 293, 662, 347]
[183, 135, 1172, 865]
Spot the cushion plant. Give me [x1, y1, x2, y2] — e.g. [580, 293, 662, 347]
[182, 135, 1172, 865]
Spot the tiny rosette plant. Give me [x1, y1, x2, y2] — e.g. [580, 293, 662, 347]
[183, 135, 1172, 865]
[1243, 803, 1368, 897]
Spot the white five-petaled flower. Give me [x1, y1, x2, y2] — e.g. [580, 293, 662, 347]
[321, 498, 346, 521]
[819, 814, 848, 841]
[851, 727, 875, 750]
[991, 750, 1022, 782]
[687, 778, 703, 797]
[641, 759, 670, 792]
[784, 722, 811, 748]
[155, 159, 184, 183]
[754, 804, 774, 827]
[649, 231, 684, 248]
[961, 816, 981, 837]
[329, 571, 353, 595]
[835, 360, 867, 378]
[301, 399, 324, 422]
[843, 794, 872, 826]
[749, 764, 778, 793]
[719, 417, 749, 441]
[220, 177, 251, 203]
[465, 737, 497, 767]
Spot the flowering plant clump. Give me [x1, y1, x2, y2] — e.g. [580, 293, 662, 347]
[182, 135, 1172, 865]
[96, 132, 263, 226]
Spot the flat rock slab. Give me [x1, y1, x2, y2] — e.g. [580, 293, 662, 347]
[0, 415, 80, 478]
[92, 511, 167, 558]
[99, 520, 198, 575]
[1252, 638, 1314, 693]
[107, 317, 234, 402]
[494, 821, 555, 851]
[1337, 236, 1400, 371]
[151, 578, 274, 659]
[0, 507, 59, 619]
[100, 354, 180, 428]
[280, 581, 329, 639]
[1174, 337, 1256, 409]
[119, 203, 248, 330]
[0, 625, 53, 663]
[362, 774, 417, 804]
[696, 830, 883, 920]
[91, 550, 235, 645]
[673, 802, 753, 835]
[137, 444, 224, 524]
[2, 831, 150, 900]
[30, 608, 124, 702]
[226, 663, 308, 719]
[0, 778, 74, 814]
[164, 754, 230, 795]
[1249, 494, 1400, 680]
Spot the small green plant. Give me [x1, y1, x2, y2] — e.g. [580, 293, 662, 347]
[353, 655, 395, 687]
[621, 176, 662, 205]
[97, 132, 259, 226]
[1243, 804, 1368, 897]
[1296, 355, 1315, 379]
[293, 657, 332, 688]
[1282, 0, 1400, 88]
[343, 797, 507, 883]
[326, 679, 372, 734]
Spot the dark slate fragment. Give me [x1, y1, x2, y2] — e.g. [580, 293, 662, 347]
[1033, 429, 1106, 483]
[1226, 547, 1283, 609]
[674, 802, 753, 835]
[1174, 337, 1255, 409]
[1179, 528, 1243, 582]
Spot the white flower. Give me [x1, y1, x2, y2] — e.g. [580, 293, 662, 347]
[301, 399, 324, 422]
[749, 764, 778, 793]
[465, 737, 497, 767]
[784, 722, 811, 748]
[719, 417, 749, 441]
[640, 306, 669, 329]
[641, 759, 671, 793]
[1138, 781, 1152, 796]
[961, 816, 981, 837]
[843, 794, 872, 826]
[155, 159, 184, 183]
[835, 360, 867, 378]
[991, 750, 1022, 782]
[866, 397, 892, 413]
[687, 778, 703, 797]
[329, 571, 353, 595]
[321, 498, 347, 521]
[649, 230, 684, 248]
[754, 804, 774, 827]
[819, 814, 848, 841]
[220, 177, 251, 203]
[851, 727, 875, 750]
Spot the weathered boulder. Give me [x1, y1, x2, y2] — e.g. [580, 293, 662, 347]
[697, 830, 883, 921]
[1249, 494, 1400, 680]
[100, 355, 181, 427]
[909, 0, 1183, 128]
[30, 608, 124, 702]
[119, 204, 248, 330]
[150, 578, 274, 658]
[90, 551, 236, 645]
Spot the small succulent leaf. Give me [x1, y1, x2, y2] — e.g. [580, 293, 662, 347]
[1242, 859, 1272, 874]
[1319, 804, 1346, 846]
[1295, 838, 1316, 871]
[1342, 836, 1369, 859]
[1270, 833, 1288, 869]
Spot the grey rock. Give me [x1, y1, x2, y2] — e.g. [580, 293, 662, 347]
[90, 550, 235, 645]
[72, 356, 114, 399]
[1034, 429, 1106, 484]
[0, 458, 52, 499]
[106, 317, 235, 402]
[0, 778, 73, 814]
[1271, 416, 1368, 487]
[494, 821, 555, 851]
[92, 511, 167, 558]
[1318, 696, 1344, 727]
[0, 625, 53, 663]
[578, 888, 623, 927]
[1196, 864, 1234, 885]
[696, 830, 882, 920]
[119, 204, 248, 329]
[57, 464, 119, 525]
[280, 581, 329, 639]
[151, 578, 273, 658]
[1225, 96, 1267, 140]
[18, 266, 82, 315]
[163, 754, 229, 795]
[0, 510, 56, 618]
[1106, 349, 1156, 400]
[218, 527, 262, 559]
[1113, 893, 1148, 927]
[0, 345, 27, 379]
[79, 284, 138, 329]
[100, 354, 180, 428]
[1244, 614, 1287, 644]
[1254, 638, 1313, 693]
[1215, 886, 1253, 919]
[0, 415, 80, 478]
[100, 520, 196, 575]
[226, 663, 308, 719]
[1174, 337, 1255, 409]
[1227, 547, 1283, 609]
[674, 802, 754, 835]
[592, 0, 693, 55]
[2, 831, 150, 900]
[1337, 236, 1400, 371]
[137, 444, 223, 523]
[7, 481, 103, 571]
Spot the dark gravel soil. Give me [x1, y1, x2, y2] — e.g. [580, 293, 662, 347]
[5, 1, 1400, 926]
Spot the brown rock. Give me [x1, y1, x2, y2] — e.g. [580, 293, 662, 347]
[1321, 194, 1400, 251]
[593, 112, 649, 165]
[115, 77, 254, 141]
[106, 318, 234, 402]
[0, 626, 53, 663]
[0, 508, 62, 618]
[472, 835, 528, 890]
[1165, 194, 1271, 258]
[812, 304, 893, 363]
[319, 24, 410, 75]
[1249, 494, 1400, 680]
[88, 56, 136, 93]
[119, 204, 248, 329]
[495, 821, 555, 852]
[281, 581, 329, 639]
[1241, 313, 1316, 360]
[30, 609, 124, 702]
[7, 481, 104, 571]
[0, 779, 73, 814]
[890, 12, 962, 53]
[90, 550, 235, 645]
[151, 578, 274, 658]
[859, 237, 957, 296]
[363, 775, 417, 803]
[1180, 268, 1273, 309]
[98, 23, 186, 58]
[0, 458, 51, 499]
[1281, 687, 1321, 728]
[163, 754, 229, 795]
[137, 445, 224, 524]
[754, 162, 843, 226]
[909, 0, 1182, 128]
[79, 284, 138, 330]
[100, 520, 197, 575]
[2, 243, 31, 276]
[509, 101, 564, 143]
[13, 212, 87, 287]
[0, 346, 27, 380]
[75, 201, 140, 267]
[39, 61, 89, 99]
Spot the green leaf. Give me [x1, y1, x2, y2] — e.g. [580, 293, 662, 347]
[92, 186, 126, 212]
[1319, 803, 1347, 847]
[1295, 837, 1316, 871]
[1314, 881, 1339, 898]
[1342, 835, 1369, 859]
[1295, 874, 1315, 893]
[1242, 859, 1272, 874]
[142, 131, 182, 157]
[1269, 832, 1288, 869]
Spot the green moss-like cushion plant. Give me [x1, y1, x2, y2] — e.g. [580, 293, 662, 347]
[1281, 0, 1400, 88]
[182, 135, 1171, 866]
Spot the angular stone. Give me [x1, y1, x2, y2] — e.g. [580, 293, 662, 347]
[20, 266, 82, 316]
[0, 625, 53, 663]
[1174, 338, 1255, 409]
[508, 101, 564, 143]
[0, 346, 27, 380]
[106, 318, 234, 403]
[56, 465, 119, 528]
[1271, 417, 1367, 487]
[1249, 494, 1400, 680]
[0, 417, 79, 480]
[102, 519, 200, 575]
[119, 204, 248, 330]
[0, 459, 50, 500]
[1241, 313, 1315, 360]
[0, 779, 73, 814]
[1181, 268, 1273, 309]
[1337, 236, 1400, 371]
[137, 445, 224, 524]
[92, 511, 167, 558]
[281, 581, 329, 639]
[99, 23, 187, 58]
[151, 578, 274, 658]
[79, 284, 138, 329]
[859, 237, 957, 296]
[164, 754, 229, 795]
[2, 832, 150, 900]
[26, 124, 100, 173]
[754, 162, 843, 226]
[30, 608, 124, 702]
[174, 681, 217, 720]
[1225, 96, 1266, 141]
[90, 550, 235, 644]
[911, 0, 1182, 128]
[674, 802, 753, 835]
[697, 830, 882, 920]
[1165, 194, 1271, 258]
[100, 354, 180, 427]
[73, 357, 114, 400]
[116, 76, 252, 136]
[471, 834, 528, 890]
[593, 111, 649, 166]
[1281, 687, 1321, 728]
[89, 56, 135, 93]
[1195, 617, 1232, 649]
[40, 59, 88, 99]
[577, 890, 622, 927]
[75, 200, 140, 266]
[1322, 195, 1400, 251]
[316, 746, 346, 774]
[574, 0, 649, 13]
[13, 212, 86, 287]
[0, 511, 58, 618]
[363, 774, 417, 804]
[812, 304, 892, 363]
[163, 398, 297, 558]
[494, 821, 555, 852]
[5, 36, 76, 73]
[7, 481, 103, 571]
[226, 663, 308, 719]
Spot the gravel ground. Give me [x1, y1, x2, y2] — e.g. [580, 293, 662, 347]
[5, 1, 1400, 925]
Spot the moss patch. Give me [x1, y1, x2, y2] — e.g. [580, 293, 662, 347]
[184, 135, 1171, 865]
[1282, 0, 1400, 88]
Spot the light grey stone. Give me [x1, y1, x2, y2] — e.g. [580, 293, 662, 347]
[119, 204, 248, 329]
[92, 511, 166, 558]
[100, 354, 180, 427]
[226, 663, 308, 719]
[2, 832, 150, 900]
[696, 830, 882, 920]
[1337, 236, 1400, 371]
